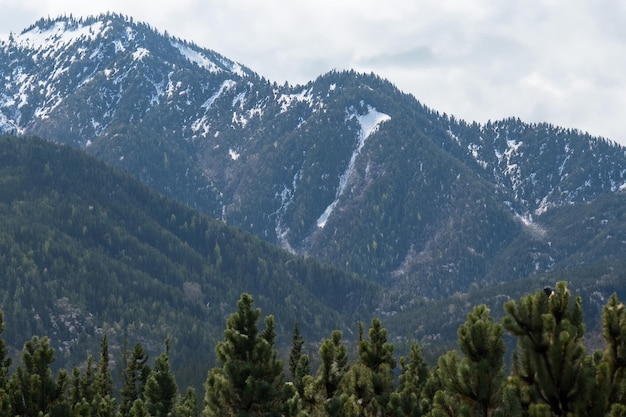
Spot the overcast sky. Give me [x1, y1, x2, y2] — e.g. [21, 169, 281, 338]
[1, 0, 625, 146]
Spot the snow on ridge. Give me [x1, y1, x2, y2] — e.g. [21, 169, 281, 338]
[172, 41, 223, 74]
[278, 88, 314, 113]
[12, 20, 105, 55]
[317, 105, 390, 228]
[132, 47, 149, 61]
[204, 80, 236, 108]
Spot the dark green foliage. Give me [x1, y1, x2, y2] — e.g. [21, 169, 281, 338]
[7, 336, 68, 416]
[175, 387, 198, 417]
[203, 293, 284, 417]
[390, 343, 430, 417]
[295, 330, 349, 417]
[120, 343, 151, 417]
[1, 285, 626, 416]
[340, 318, 397, 417]
[0, 312, 11, 416]
[317, 330, 349, 401]
[144, 343, 178, 417]
[432, 305, 504, 417]
[503, 282, 589, 416]
[289, 322, 310, 397]
[600, 293, 626, 411]
[289, 323, 305, 380]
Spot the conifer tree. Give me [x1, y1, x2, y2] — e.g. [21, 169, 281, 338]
[431, 304, 504, 417]
[95, 336, 112, 398]
[69, 366, 82, 408]
[318, 330, 349, 399]
[120, 343, 151, 417]
[502, 281, 588, 416]
[0, 311, 11, 416]
[81, 354, 96, 403]
[203, 293, 284, 417]
[8, 336, 68, 416]
[293, 354, 311, 399]
[289, 322, 305, 380]
[289, 322, 310, 398]
[296, 330, 348, 417]
[599, 293, 626, 414]
[145, 341, 178, 417]
[340, 318, 396, 417]
[175, 387, 198, 417]
[92, 335, 116, 417]
[128, 398, 150, 417]
[389, 342, 429, 417]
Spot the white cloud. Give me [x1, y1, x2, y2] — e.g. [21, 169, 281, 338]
[1, 0, 625, 145]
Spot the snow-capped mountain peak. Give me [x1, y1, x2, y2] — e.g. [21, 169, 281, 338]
[2, 14, 626, 300]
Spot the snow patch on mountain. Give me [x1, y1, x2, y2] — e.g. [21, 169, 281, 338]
[203, 80, 236, 108]
[190, 80, 237, 137]
[172, 41, 222, 74]
[228, 149, 240, 160]
[11, 20, 106, 55]
[132, 47, 149, 61]
[317, 105, 390, 228]
[278, 88, 315, 113]
[171, 41, 246, 77]
[273, 168, 303, 253]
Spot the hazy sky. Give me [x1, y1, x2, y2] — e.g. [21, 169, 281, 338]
[2, 0, 625, 145]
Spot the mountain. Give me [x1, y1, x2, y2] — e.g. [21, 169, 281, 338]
[2, 13, 626, 305]
[0, 134, 380, 384]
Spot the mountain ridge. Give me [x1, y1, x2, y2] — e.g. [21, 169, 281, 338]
[2, 14, 626, 301]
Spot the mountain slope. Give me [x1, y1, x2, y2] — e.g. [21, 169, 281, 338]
[0, 134, 380, 382]
[2, 14, 626, 300]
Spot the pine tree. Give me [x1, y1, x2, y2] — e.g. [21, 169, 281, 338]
[81, 354, 96, 403]
[389, 343, 429, 417]
[95, 336, 113, 399]
[318, 330, 349, 400]
[289, 322, 310, 398]
[175, 387, 198, 417]
[203, 293, 284, 417]
[296, 330, 349, 417]
[120, 343, 151, 417]
[599, 293, 626, 414]
[92, 335, 116, 417]
[144, 341, 178, 417]
[340, 318, 396, 417]
[432, 304, 504, 417]
[289, 322, 305, 380]
[502, 281, 588, 416]
[0, 311, 12, 416]
[8, 336, 68, 416]
[128, 398, 150, 417]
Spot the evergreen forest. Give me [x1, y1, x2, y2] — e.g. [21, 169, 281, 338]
[0, 135, 379, 389]
[1, 283, 626, 417]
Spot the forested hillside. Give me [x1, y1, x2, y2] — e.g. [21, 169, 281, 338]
[0, 135, 380, 387]
[2, 285, 626, 417]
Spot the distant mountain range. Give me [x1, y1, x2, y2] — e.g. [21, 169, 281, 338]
[1, 13, 626, 313]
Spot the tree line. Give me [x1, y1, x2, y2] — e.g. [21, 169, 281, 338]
[1, 281, 625, 417]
